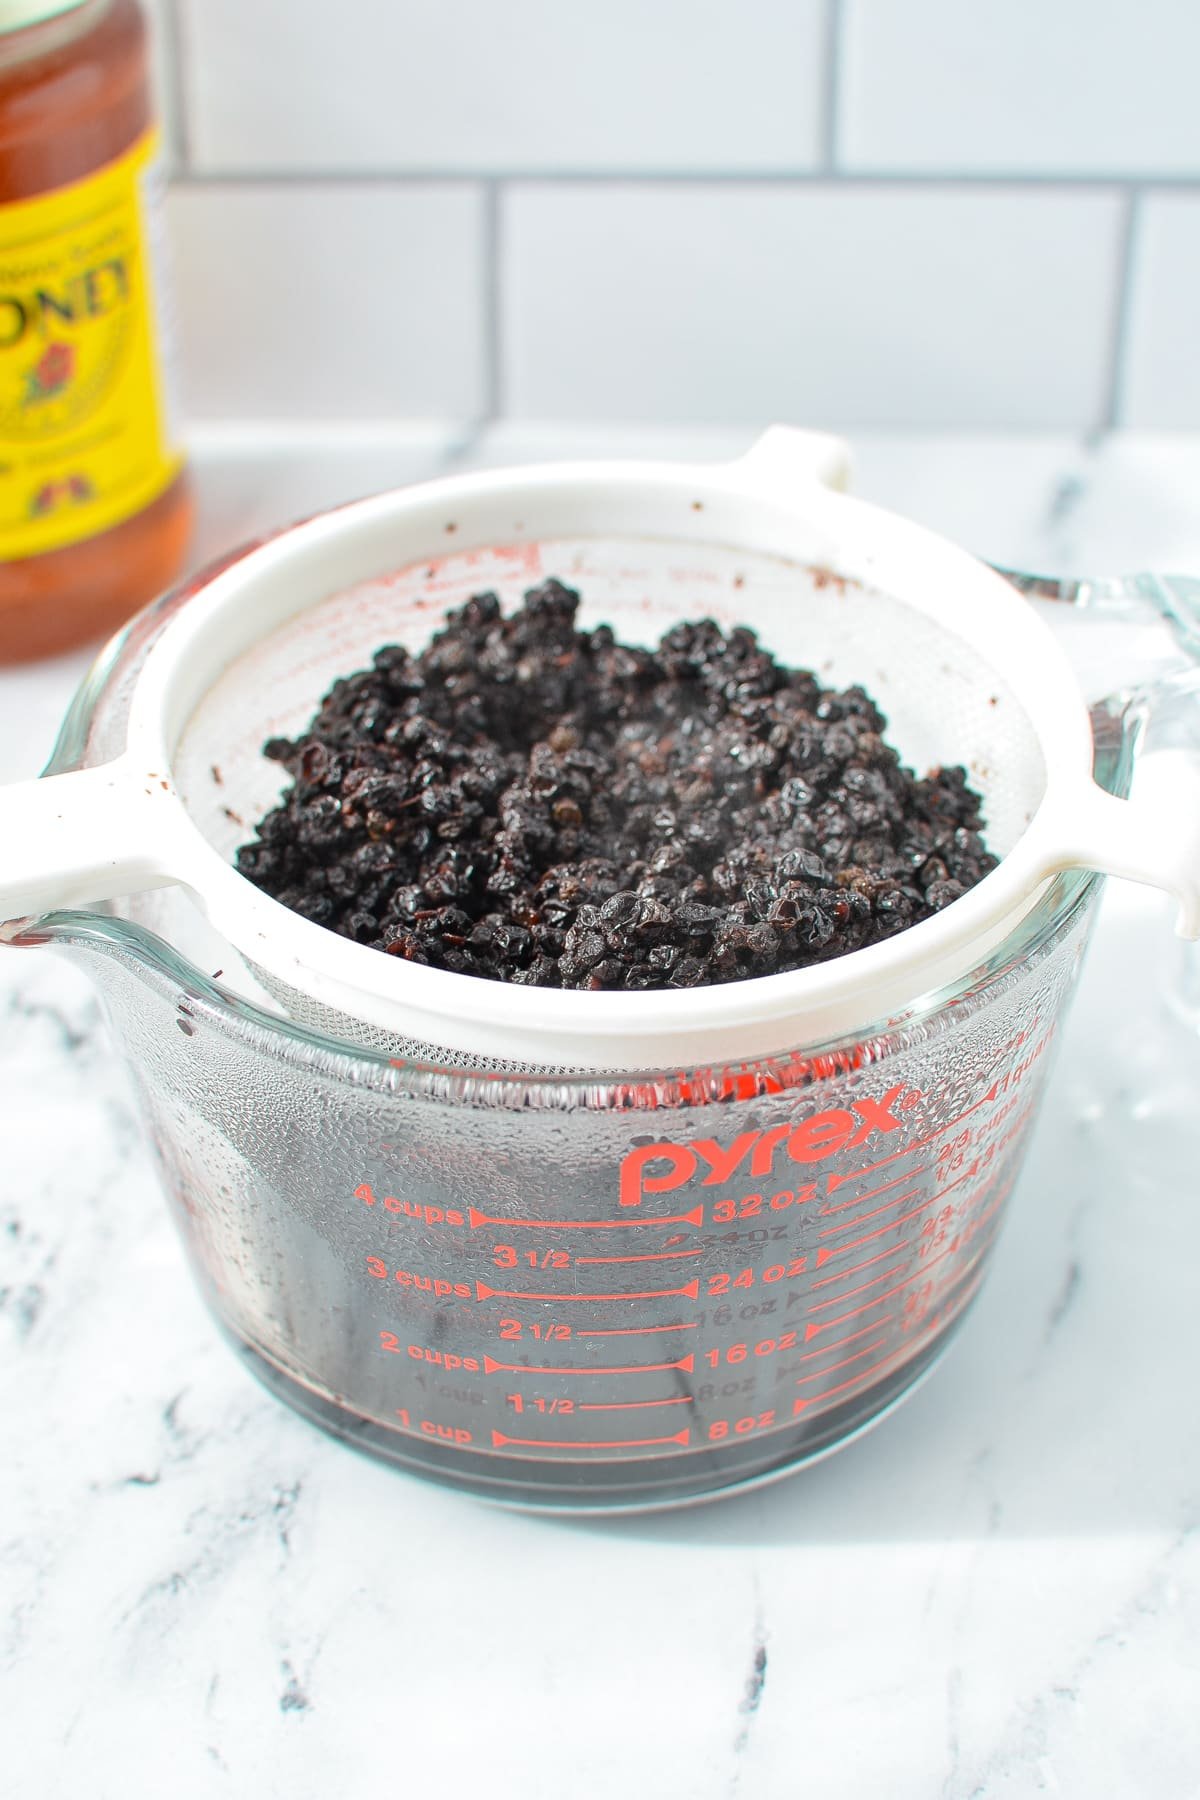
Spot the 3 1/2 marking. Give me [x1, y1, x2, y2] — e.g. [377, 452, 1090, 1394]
[492, 1245, 571, 1270]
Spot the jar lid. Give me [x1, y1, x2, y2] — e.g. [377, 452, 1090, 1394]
[0, 0, 90, 33]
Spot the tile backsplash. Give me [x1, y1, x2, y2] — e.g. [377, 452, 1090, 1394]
[152, 0, 1200, 428]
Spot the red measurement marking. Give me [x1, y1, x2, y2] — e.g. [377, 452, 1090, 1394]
[468, 1204, 705, 1231]
[792, 1345, 911, 1415]
[818, 1186, 922, 1238]
[482, 1353, 695, 1376]
[576, 1322, 699, 1337]
[794, 1338, 888, 1384]
[959, 1187, 1008, 1248]
[933, 1163, 984, 1204]
[814, 1200, 931, 1263]
[577, 1397, 695, 1411]
[491, 1429, 691, 1449]
[830, 1095, 993, 1188]
[907, 1236, 965, 1283]
[806, 1302, 897, 1342]
[809, 1244, 906, 1290]
[476, 1278, 701, 1302]
[574, 1249, 704, 1266]
[820, 1169, 927, 1216]
[815, 1159, 1007, 1268]
[827, 1090, 997, 1191]
[798, 1320, 887, 1360]
[805, 1241, 978, 1341]
[805, 1258, 910, 1314]
[915, 1214, 1004, 1298]
[794, 1264, 990, 1420]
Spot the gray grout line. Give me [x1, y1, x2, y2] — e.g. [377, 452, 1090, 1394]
[482, 181, 503, 421]
[820, 0, 843, 173]
[169, 167, 1200, 192]
[161, 0, 192, 173]
[1100, 189, 1143, 431]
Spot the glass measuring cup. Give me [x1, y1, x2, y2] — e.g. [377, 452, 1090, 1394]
[4, 525, 1198, 1511]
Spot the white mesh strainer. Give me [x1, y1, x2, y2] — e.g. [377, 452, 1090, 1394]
[2, 427, 1198, 1072]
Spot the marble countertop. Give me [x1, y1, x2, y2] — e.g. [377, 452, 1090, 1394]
[4, 427, 1200, 1800]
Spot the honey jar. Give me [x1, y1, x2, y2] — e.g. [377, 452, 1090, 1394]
[0, 0, 191, 662]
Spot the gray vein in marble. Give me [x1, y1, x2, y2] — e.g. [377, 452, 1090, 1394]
[730, 1583, 768, 1773]
[921, 1466, 1007, 1799]
[271, 1479, 304, 1555]
[1041, 1257, 1083, 1347]
[959, 1510, 1199, 1797]
[120, 1482, 298, 1643]
[0, 1549, 45, 1672]
[0, 1279, 46, 1341]
[279, 1658, 312, 1716]
[1, 985, 101, 1058]
[1046, 471, 1089, 533]
[941, 1666, 964, 1800]
[1016, 1136, 1097, 1382]
[1037, 445, 1097, 576]
[920, 1449, 1004, 1629]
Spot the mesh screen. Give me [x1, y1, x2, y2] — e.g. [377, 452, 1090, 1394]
[172, 533, 1048, 1064]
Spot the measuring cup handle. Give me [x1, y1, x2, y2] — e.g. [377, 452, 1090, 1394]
[1032, 762, 1200, 939]
[0, 757, 180, 928]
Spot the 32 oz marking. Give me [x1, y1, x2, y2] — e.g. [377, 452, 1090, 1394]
[711, 1184, 819, 1223]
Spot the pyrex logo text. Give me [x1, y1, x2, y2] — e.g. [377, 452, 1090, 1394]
[619, 1085, 917, 1207]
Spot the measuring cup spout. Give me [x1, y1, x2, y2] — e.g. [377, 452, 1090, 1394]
[0, 757, 181, 928]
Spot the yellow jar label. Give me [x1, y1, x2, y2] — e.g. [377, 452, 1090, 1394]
[0, 130, 183, 561]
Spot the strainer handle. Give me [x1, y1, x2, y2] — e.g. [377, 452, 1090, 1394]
[727, 425, 853, 497]
[1032, 763, 1200, 939]
[0, 757, 180, 927]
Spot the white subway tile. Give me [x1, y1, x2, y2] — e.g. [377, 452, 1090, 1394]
[840, 0, 1200, 175]
[167, 186, 484, 420]
[1121, 196, 1200, 427]
[179, 0, 826, 174]
[502, 184, 1122, 428]
[186, 423, 465, 547]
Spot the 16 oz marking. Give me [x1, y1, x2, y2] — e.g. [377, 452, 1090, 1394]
[702, 1332, 797, 1367]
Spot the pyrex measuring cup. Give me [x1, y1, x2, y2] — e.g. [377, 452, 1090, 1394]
[3, 439, 1199, 1510]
